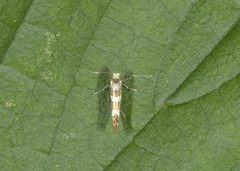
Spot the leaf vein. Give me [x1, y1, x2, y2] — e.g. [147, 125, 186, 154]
[166, 18, 240, 104]
[0, 0, 34, 63]
[105, 5, 240, 170]
[47, 0, 114, 155]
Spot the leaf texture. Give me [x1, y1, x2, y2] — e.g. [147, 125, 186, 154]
[0, 0, 240, 170]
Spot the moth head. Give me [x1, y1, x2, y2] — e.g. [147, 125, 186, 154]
[112, 73, 120, 79]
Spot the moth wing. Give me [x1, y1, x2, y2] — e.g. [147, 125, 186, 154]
[121, 71, 134, 132]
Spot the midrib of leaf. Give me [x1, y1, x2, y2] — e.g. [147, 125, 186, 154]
[173, 73, 240, 106]
[104, 75, 240, 171]
[104, 7, 240, 171]
[0, 0, 33, 63]
[166, 18, 240, 105]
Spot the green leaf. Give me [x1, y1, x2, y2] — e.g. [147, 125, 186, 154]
[0, 0, 239, 170]
[0, 0, 32, 61]
[107, 76, 240, 170]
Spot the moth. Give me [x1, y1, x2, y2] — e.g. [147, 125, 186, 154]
[84, 66, 151, 132]
[94, 72, 137, 131]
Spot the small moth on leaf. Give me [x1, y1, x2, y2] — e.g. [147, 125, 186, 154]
[95, 71, 136, 133]
[82, 66, 151, 133]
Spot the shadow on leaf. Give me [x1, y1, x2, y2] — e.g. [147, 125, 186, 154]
[121, 71, 134, 133]
[96, 66, 111, 129]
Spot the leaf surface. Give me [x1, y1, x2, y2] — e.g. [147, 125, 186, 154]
[0, 0, 240, 170]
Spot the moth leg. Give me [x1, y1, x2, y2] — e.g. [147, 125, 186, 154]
[93, 85, 110, 95]
[122, 83, 137, 92]
[121, 111, 126, 120]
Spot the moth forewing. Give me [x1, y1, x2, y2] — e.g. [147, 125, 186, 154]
[110, 73, 122, 132]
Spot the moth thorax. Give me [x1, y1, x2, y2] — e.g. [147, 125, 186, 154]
[111, 73, 121, 91]
[112, 82, 121, 90]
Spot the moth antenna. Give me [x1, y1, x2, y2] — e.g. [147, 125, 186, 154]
[93, 85, 110, 95]
[132, 74, 153, 78]
[121, 111, 126, 120]
[78, 69, 111, 74]
[122, 74, 153, 82]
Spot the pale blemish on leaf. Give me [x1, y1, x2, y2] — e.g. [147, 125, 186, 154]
[70, 132, 76, 138]
[44, 31, 56, 63]
[40, 71, 54, 81]
[62, 133, 69, 140]
[4, 99, 16, 108]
